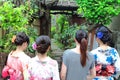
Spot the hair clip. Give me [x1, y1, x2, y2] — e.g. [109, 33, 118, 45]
[11, 35, 16, 43]
[97, 32, 103, 39]
[32, 42, 37, 50]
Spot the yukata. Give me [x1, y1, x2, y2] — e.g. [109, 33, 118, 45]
[2, 51, 31, 80]
[91, 47, 120, 80]
[28, 56, 60, 80]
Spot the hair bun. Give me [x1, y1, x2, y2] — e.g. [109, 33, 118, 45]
[14, 32, 29, 46]
[41, 40, 46, 44]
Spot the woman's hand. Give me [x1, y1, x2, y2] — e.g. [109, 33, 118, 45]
[87, 66, 96, 80]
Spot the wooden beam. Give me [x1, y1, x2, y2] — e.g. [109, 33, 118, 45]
[50, 11, 73, 15]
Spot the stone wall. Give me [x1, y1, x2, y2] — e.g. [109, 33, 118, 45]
[109, 14, 120, 54]
[112, 31, 120, 54]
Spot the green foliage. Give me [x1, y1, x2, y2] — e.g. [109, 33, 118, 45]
[52, 15, 81, 49]
[26, 26, 38, 54]
[54, 24, 81, 49]
[76, 0, 120, 25]
[30, 0, 41, 19]
[51, 26, 56, 38]
[56, 15, 66, 28]
[0, 1, 38, 53]
[0, 2, 27, 29]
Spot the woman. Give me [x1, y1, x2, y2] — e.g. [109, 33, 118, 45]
[2, 32, 30, 80]
[28, 35, 60, 80]
[90, 26, 120, 80]
[60, 30, 96, 80]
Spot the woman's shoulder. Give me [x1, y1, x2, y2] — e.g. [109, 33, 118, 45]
[47, 57, 58, 67]
[20, 52, 30, 59]
[8, 51, 30, 60]
[63, 49, 74, 55]
[108, 46, 117, 51]
[19, 52, 31, 64]
[87, 52, 94, 59]
[108, 47, 119, 56]
[90, 47, 101, 54]
[63, 49, 71, 53]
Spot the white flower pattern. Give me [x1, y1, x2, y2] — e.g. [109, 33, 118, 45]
[28, 56, 60, 80]
[91, 47, 120, 80]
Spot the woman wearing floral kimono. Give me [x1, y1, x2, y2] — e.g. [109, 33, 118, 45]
[90, 26, 120, 80]
[28, 35, 60, 80]
[2, 32, 30, 80]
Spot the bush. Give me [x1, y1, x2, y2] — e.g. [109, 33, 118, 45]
[0, 1, 38, 53]
[76, 0, 120, 25]
[53, 24, 81, 49]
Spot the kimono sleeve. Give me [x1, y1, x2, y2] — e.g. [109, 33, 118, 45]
[52, 60, 60, 80]
[111, 48, 120, 79]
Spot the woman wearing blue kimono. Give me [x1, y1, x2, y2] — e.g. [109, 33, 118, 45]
[90, 26, 120, 80]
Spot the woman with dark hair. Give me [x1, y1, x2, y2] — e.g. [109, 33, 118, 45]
[28, 35, 60, 80]
[2, 32, 30, 80]
[90, 26, 120, 80]
[60, 30, 96, 80]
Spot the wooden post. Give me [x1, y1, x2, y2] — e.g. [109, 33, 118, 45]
[89, 29, 95, 51]
[39, 8, 51, 36]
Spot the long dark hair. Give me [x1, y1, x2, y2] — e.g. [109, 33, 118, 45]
[75, 30, 88, 67]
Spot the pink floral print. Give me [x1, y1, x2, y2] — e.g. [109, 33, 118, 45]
[28, 56, 60, 80]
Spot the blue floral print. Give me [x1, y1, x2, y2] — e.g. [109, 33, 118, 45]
[91, 47, 120, 80]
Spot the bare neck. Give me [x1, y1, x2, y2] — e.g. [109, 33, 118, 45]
[37, 53, 48, 61]
[99, 44, 109, 50]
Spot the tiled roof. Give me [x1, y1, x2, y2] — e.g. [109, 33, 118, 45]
[47, 0, 79, 11]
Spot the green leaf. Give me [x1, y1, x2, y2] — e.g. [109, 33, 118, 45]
[76, 0, 120, 25]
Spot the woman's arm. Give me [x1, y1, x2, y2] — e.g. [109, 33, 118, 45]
[87, 65, 96, 80]
[60, 62, 67, 80]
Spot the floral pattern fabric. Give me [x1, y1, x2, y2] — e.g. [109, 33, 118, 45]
[2, 51, 30, 80]
[28, 56, 60, 80]
[91, 47, 120, 80]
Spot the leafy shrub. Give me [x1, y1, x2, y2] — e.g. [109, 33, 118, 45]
[0, 1, 38, 53]
[76, 0, 120, 25]
[53, 24, 81, 49]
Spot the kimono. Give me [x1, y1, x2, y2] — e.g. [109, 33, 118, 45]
[28, 56, 60, 80]
[91, 47, 120, 80]
[2, 51, 30, 80]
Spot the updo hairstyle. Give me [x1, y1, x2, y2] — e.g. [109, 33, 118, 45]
[35, 35, 51, 54]
[14, 32, 30, 46]
[95, 26, 112, 44]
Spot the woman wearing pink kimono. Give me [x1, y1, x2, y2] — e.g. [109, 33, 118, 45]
[2, 32, 30, 80]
